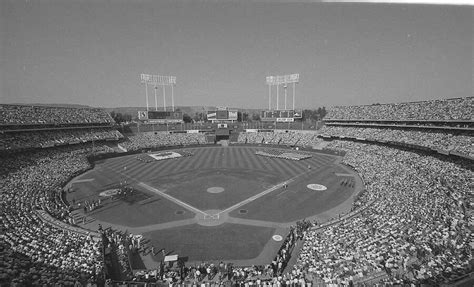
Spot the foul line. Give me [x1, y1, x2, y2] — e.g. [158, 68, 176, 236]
[138, 182, 208, 216]
[217, 167, 320, 216]
[217, 179, 295, 216]
[71, 178, 95, 183]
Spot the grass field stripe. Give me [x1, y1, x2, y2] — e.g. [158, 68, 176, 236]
[190, 149, 206, 171]
[181, 150, 197, 172]
[212, 148, 221, 168]
[202, 148, 214, 168]
[251, 149, 269, 171]
[166, 158, 185, 174]
[212, 147, 221, 168]
[234, 146, 246, 169]
[221, 148, 230, 168]
[270, 157, 297, 179]
[245, 148, 260, 170]
[316, 156, 333, 166]
[138, 182, 208, 216]
[280, 157, 302, 177]
[290, 163, 307, 175]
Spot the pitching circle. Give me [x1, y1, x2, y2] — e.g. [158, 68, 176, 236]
[272, 235, 283, 242]
[207, 187, 225, 193]
[306, 184, 327, 191]
[99, 189, 120, 197]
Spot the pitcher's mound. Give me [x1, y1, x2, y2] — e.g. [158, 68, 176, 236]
[207, 187, 225, 193]
[307, 184, 327, 191]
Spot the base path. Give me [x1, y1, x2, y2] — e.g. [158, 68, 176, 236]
[216, 169, 316, 217]
[138, 182, 208, 216]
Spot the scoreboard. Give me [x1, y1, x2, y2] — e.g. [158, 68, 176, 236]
[261, 110, 302, 122]
[138, 111, 183, 123]
[207, 109, 238, 121]
[148, 111, 182, 120]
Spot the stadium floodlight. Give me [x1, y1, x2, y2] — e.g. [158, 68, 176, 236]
[140, 74, 177, 112]
[266, 74, 299, 110]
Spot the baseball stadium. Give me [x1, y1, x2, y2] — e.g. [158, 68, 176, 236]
[1, 97, 473, 286]
[1, 1, 473, 286]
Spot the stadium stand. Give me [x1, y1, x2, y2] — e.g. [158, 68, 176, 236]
[0, 105, 121, 285]
[1, 145, 106, 285]
[0, 98, 472, 286]
[238, 131, 324, 148]
[0, 104, 114, 126]
[320, 126, 473, 158]
[0, 128, 123, 151]
[120, 132, 206, 151]
[325, 97, 473, 121]
[291, 140, 472, 285]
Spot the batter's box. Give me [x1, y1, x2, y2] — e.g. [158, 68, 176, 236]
[204, 213, 219, 220]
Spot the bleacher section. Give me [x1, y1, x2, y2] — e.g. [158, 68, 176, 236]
[323, 98, 473, 160]
[325, 97, 473, 121]
[0, 105, 122, 285]
[0, 104, 123, 152]
[0, 128, 123, 151]
[237, 131, 323, 148]
[320, 125, 473, 158]
[0, 104, 114, 126]
[121, 132, 207, 151]
[292, 140, 473, 286]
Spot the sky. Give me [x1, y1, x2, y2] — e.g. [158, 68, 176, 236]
[1, 0, 472, 109]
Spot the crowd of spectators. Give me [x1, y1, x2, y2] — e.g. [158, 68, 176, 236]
[100, 227, 136, 281]
[238, 132, 323, 147]
[0, 104, 114, 126]
[121, 132, 207, 151]
[0, 128, 123, 151]
[292, 140, 472, 285]
[320, 125, 473, 157]
[326, 97, 473, 121]
[131, 262, 275, 285]
[272, 220, 313, 277]
[1, 144, 108, 285]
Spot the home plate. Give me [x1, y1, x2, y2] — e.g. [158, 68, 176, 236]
[307, 184, 327, 191]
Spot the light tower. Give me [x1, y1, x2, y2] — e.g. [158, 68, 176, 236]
[154, 86, 158, 111]
[266, 74, 299, 110]
[140, 74, 177, 111]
